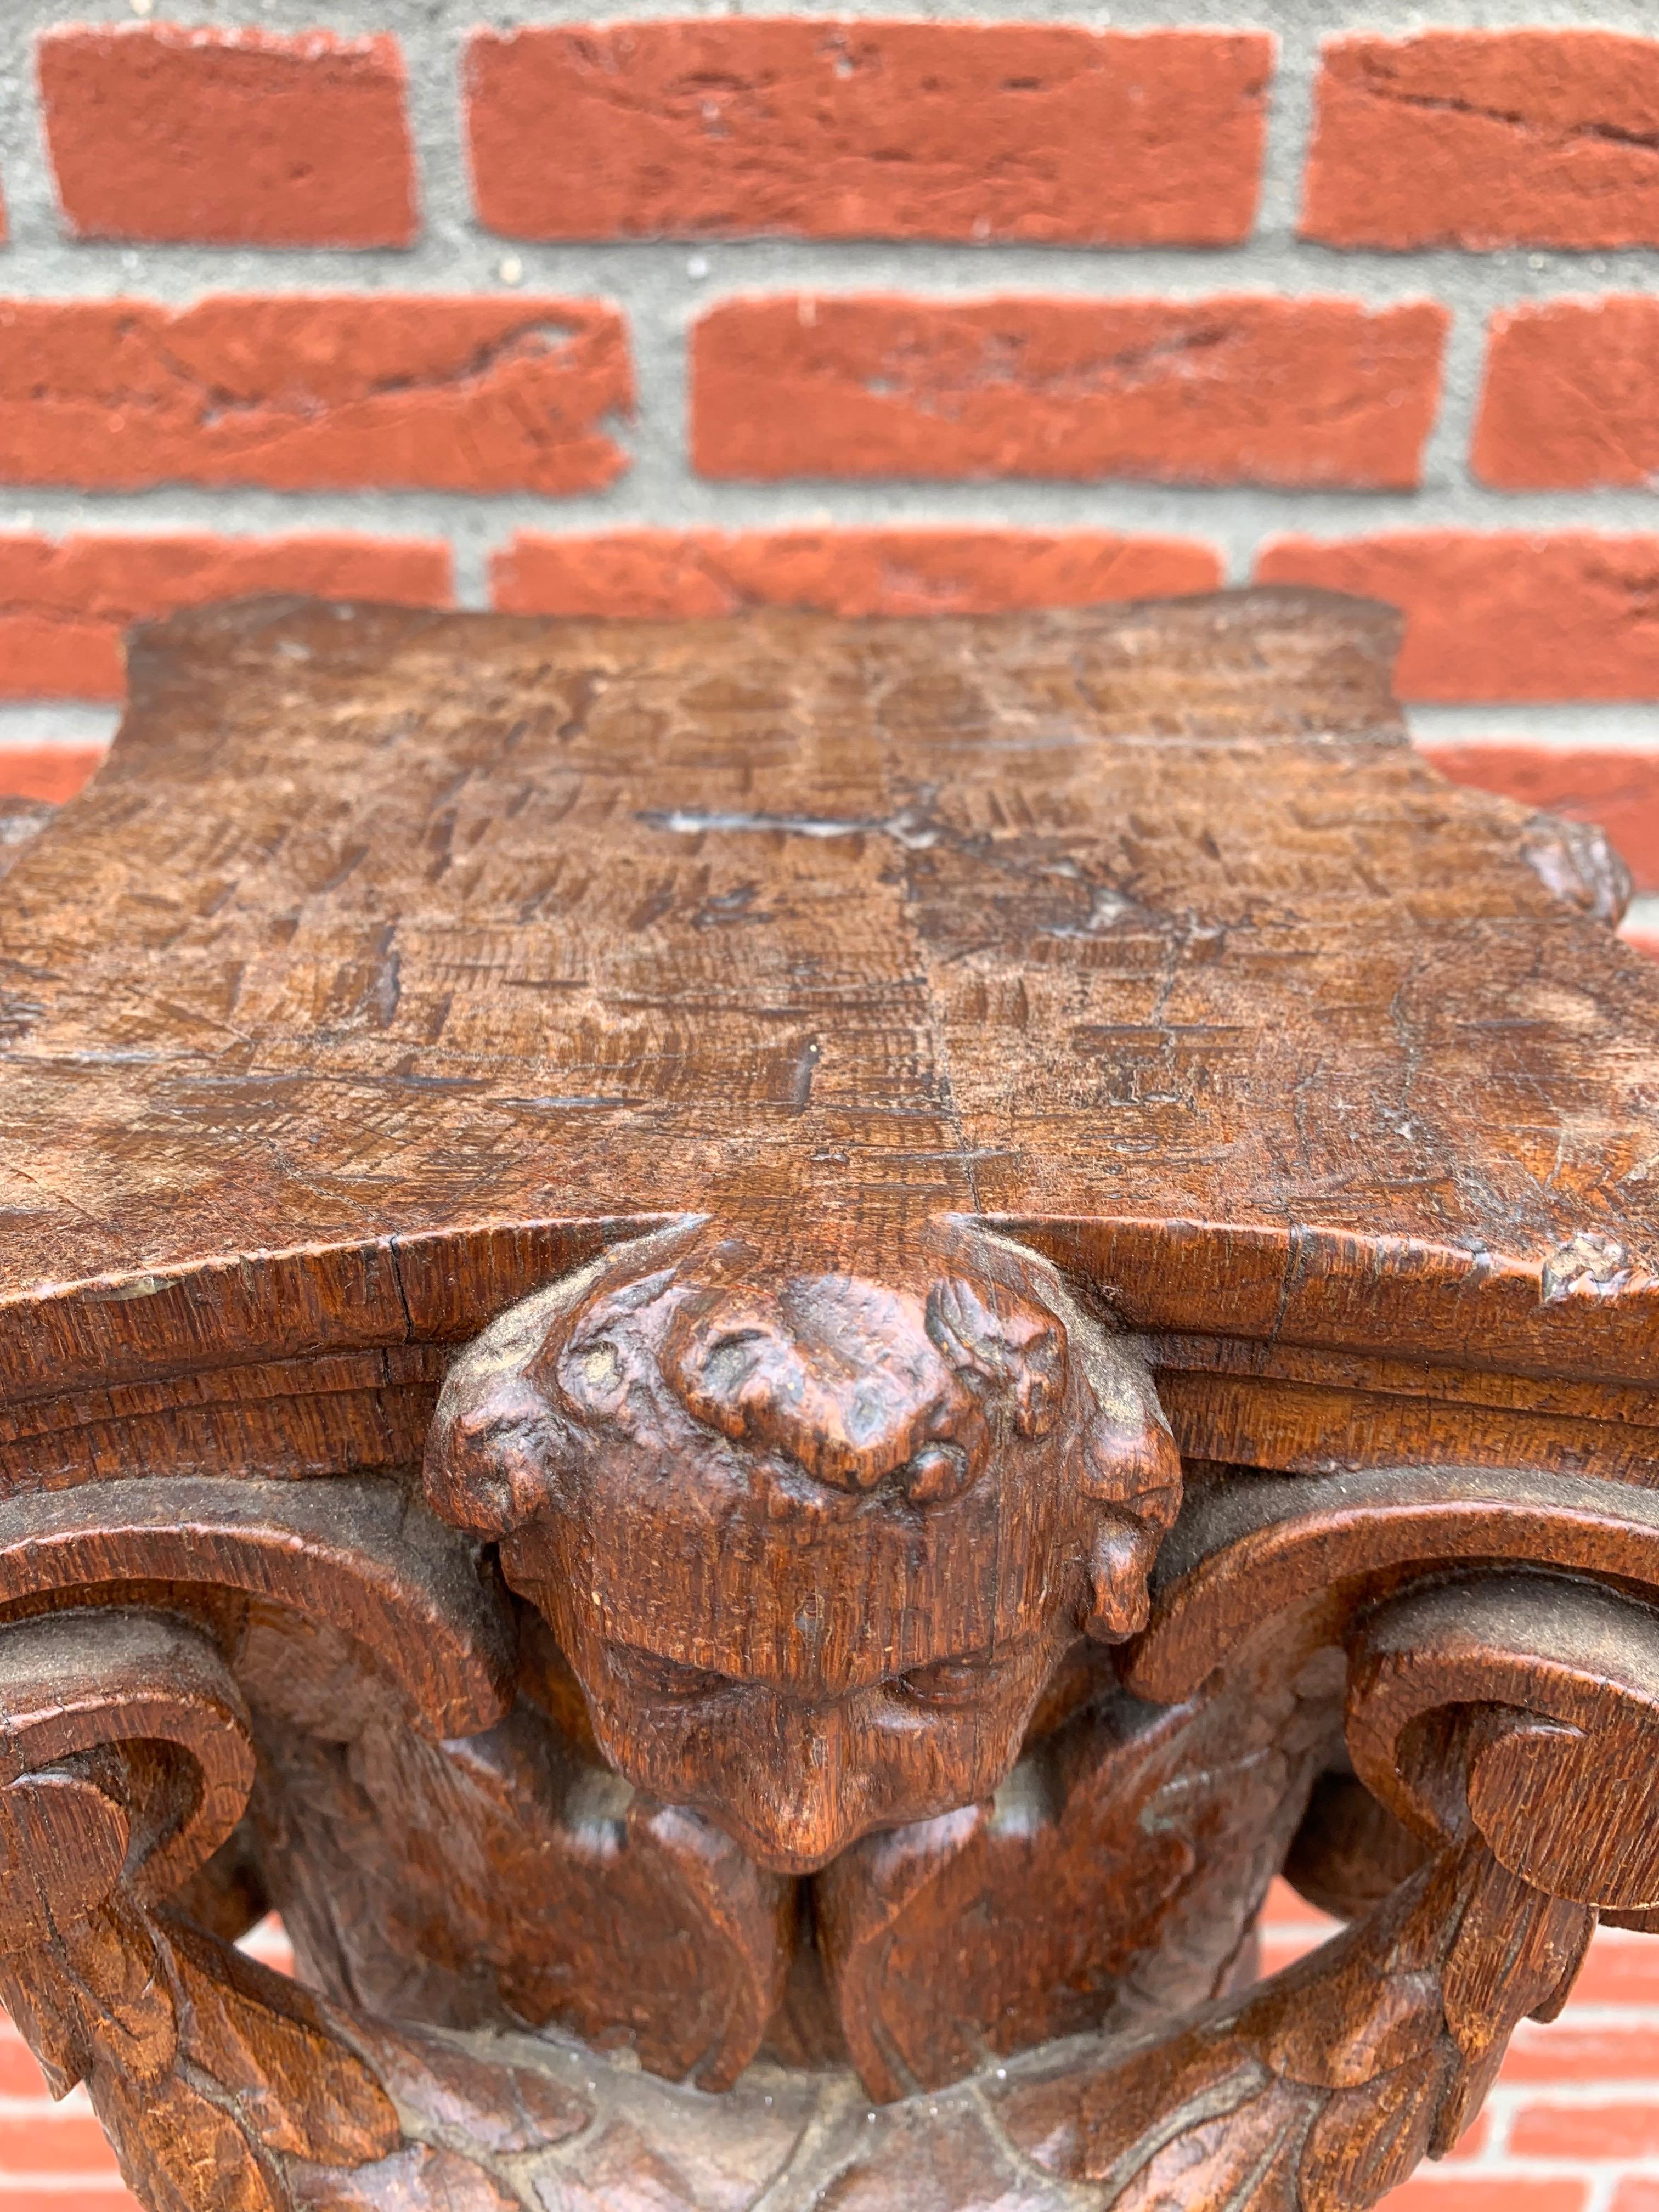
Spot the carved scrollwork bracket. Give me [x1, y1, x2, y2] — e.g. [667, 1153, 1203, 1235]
[10, 1245, 1659, 2212]
[991, 1474, 1659, 2212]
[1347, 1573, 1659, 1920]
[0, 1482, 544, 2212]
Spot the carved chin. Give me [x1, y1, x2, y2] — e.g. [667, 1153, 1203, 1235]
[581, 1723, 879, 1873]
[715, 1814, 862, 1878]
[678, 1785, 920, 1877]
[583, 1697, 1033, 1875]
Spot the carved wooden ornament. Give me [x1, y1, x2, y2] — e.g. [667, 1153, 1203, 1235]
[0, 588, 1656, 2210]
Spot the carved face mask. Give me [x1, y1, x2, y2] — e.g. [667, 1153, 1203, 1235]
[425, 1223, 1181, 1874]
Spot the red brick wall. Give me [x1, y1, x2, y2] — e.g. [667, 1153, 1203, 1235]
[0, 6, 1657, 2201]
[0, 14, 1654, 945]
[0, 8, 1652, 952]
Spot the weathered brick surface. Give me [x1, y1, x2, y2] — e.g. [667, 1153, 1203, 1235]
[37, 25, 418, 248]
[1509, 2103, 1659, 2159]
[0, 2107, 117, 2172]
[1379, 2184, 1587, 2212]
[0, 298, 632, 493]
[0, 748, 103, 803]
[1474, 297, 1659, 490]
[492, 528, 1223, 618]
[1499, 2021, 1659, 2082]
[467, 21, 1270, 245]
[1302, 31, 1659, 250]
[1255, 533, 1659, 702]
[0, 2197, 134, 2212]
[1564, 1932, 1659, 2007]
[0, 534, 452, 698]
[0, 2027, 58, 2097]
[692, 295, 1447, 487]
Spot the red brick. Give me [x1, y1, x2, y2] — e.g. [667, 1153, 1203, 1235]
[467, 21, 1269, 246]
[1260, 1876, 1330, 1927]
[1564, 1929, 1659, 2005]
[38, 25, 416, 248]
[1511, 2102, 1659, 2158]
[0, 534, 453, 700]
[1255, 534, 1659, 703]
[0, 750, 101, 806]
[1438, 2112, 1490, 2163]
[492, 528, 1222, 619]
[692, 295, 1446, 488]
[0, 2194, 138, 2211]
[1498, 2017, 1659, 2080]
[0, 298, 631, 494]
[1474, 297, 1659, 491]
[0, 2027, 54, 2097]
[1424, 747, 1659, 893]
[1614, 2186, 1659, 2211]
[1259, 1933, 1330, 1974]
[237, 1918, 295, 1978]
[0, 2105, 125, 2172]
[1379, 2185, 1585, 2212]
[1302, 31, 1659, 250]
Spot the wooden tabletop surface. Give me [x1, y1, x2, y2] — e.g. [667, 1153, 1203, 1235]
[1, 588, 1655, 1400]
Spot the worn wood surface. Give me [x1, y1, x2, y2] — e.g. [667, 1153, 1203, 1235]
[0, 590, 1657, 2211]
[0, 593, 1654, 1397]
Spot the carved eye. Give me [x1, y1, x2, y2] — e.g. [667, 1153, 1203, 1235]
[607, 1645, 736, 1702]
[699, 1328, 770, 1392]
[557, 1331, 630, 1413]
[891, 1652, 996, 1708]
[900, 1441, 971, 1503]
[577, 1342, 621, 1392]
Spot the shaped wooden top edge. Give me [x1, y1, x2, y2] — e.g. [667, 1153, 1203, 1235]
[0, 1214, 684, 1402]
[1002, 1216, 1659, 1393]
[103, 584, 1409, 780]
[2, 583, 1654, 1415]
[117, 583, 1404, 699]
[5, 1204, 1659, 1413]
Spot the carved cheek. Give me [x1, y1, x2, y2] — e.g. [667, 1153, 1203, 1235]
[856, 1656, 1054, 1818]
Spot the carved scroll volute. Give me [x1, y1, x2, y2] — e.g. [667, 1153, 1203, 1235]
[1346, 1574, 1659, 1916]
[1328, 1572, 1659, 2154]
[983, 1570, 1657, 2212]
[972, 1480, 1659, 2212]
[0, 1609, 255, 1987]
[0, 1486, 533, 2212]
[0, 1604, 266, 2132]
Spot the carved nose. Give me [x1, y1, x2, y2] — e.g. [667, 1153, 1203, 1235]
[735, 1700, 856, 1872]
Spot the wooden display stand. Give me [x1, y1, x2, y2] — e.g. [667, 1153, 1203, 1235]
[0, 588, 1654, 2211]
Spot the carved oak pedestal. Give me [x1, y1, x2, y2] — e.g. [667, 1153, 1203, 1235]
[1, 588, 1656, 2212]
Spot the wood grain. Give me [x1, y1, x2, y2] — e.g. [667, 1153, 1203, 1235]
[0, 589, 1655, 2209]
[0, 591, 1652, 1434]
